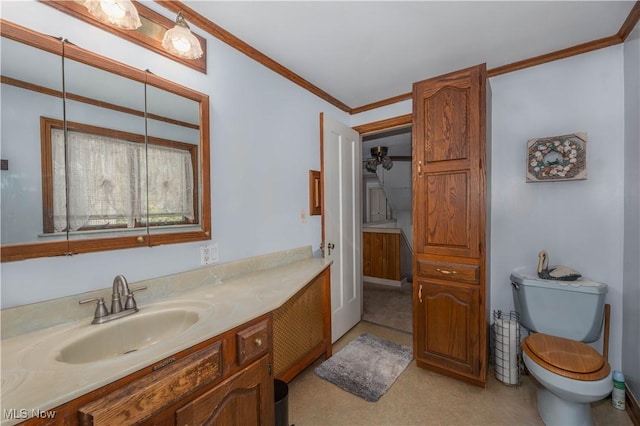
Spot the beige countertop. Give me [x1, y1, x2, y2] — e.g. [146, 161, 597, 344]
[362, 226, 402, 234]
[1, 247, 331, 425]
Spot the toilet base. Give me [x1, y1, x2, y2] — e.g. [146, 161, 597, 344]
[537, 387, 593, 426]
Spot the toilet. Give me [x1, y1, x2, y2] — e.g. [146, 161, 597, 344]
[511, 269, 612, 426]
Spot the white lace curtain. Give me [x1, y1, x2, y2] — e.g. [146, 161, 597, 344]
[52, 129, 194, 232]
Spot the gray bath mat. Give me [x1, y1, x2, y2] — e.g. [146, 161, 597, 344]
[314, 333, 412, 402]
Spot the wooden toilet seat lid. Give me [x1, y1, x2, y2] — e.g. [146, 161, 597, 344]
[523, 333, 610, 381]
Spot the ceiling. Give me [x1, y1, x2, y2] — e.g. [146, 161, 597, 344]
[182, 1, 636, 110]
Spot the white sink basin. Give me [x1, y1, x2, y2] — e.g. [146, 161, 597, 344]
[56, 308, 200, 364]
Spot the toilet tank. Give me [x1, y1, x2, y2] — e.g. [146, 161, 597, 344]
[510, 268, 607, 342]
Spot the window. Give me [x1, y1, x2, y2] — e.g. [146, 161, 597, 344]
[42, 117, 197, 234]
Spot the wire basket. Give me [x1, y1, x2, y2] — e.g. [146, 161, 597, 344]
[492, 310, 521, 386]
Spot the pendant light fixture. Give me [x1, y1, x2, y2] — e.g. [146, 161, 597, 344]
[162, 12, 203, 60]
[84, 0, 141, 30]
[365, 146, 394, 173]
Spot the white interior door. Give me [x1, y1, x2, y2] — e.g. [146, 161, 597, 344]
[321, 114, 362, 342]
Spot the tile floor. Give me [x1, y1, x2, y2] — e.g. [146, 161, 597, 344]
[287, 321, 633, 426]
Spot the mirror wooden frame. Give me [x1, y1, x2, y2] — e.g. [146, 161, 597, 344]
[0, 20, 211, 262]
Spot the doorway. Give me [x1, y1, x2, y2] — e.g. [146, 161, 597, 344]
[360, 125, 413, 334]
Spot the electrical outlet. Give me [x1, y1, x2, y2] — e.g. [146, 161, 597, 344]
[300, 209, 307, 223]
[200, 243, 219, 265]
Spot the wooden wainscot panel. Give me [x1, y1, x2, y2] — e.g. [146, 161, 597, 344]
[78, 341, 222, 425]
[363, 231, 401, 281]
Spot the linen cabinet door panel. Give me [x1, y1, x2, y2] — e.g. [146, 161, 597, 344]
[423, 86, 470, 163]
[415, 170, 479, 258]
[414, 65, 481, 168]
[414, 280, 481, 378]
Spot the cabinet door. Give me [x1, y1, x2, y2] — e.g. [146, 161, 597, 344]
[412, 65, 486, 259]
[175, 355, 273, 426]
[414, 279, 481, 379]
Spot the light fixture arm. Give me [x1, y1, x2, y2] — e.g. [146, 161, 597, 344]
[175, 12, 190, 29]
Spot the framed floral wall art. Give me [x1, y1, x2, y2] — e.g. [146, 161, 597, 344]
[526, 132, 587, 182]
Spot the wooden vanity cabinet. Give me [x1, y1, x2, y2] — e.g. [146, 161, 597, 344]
[20, 315, 274, 426]
[412, 64, 490, 387]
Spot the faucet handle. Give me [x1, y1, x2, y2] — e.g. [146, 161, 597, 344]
[79, 297, 109, 322]
[124, 286, 147, 310]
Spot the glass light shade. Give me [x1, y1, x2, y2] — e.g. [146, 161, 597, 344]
[84, 0, 142, 30]
[382, 156, 393, 170]
[365, 159, 378, 173]
[162, 13, 203, 60]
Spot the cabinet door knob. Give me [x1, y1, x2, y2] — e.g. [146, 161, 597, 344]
[436, 268, 457, 275]
[418, 284, 423, 303]
[255, 337, 262, 347]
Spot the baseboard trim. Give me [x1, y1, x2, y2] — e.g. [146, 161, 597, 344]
[363, 276, 407, 287]
[627, 386, 640, 426]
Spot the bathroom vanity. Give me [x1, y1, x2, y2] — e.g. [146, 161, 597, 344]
[1, 247, 331, 425]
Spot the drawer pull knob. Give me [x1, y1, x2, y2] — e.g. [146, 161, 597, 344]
[436, 268, 457, 275]
[255, 338, 262, 347]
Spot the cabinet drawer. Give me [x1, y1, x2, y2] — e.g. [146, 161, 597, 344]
[417, 259, 479, 284]
[78, 341, 222, 425]
[237, 319, 270, 366]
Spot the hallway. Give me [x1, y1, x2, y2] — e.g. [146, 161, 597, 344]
[362, 281, 412, 334]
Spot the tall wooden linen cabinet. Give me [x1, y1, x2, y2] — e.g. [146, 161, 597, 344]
[412, 63, 490, 387]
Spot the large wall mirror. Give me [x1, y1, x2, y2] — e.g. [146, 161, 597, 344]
[0, 20, 211, 262]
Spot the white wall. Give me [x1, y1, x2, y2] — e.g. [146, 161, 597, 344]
[0, 1, 349, 308]
[490, 46, 626, 370]
[623, 22, 640, 397]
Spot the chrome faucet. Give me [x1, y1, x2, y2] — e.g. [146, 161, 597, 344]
[111, 274, 131, 313]
[80, 275, 146, 324]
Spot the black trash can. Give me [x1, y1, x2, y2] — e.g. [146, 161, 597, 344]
[274, 379, 289, 426]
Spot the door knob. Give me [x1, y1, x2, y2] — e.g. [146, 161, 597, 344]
[327, 242, 335, 255]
